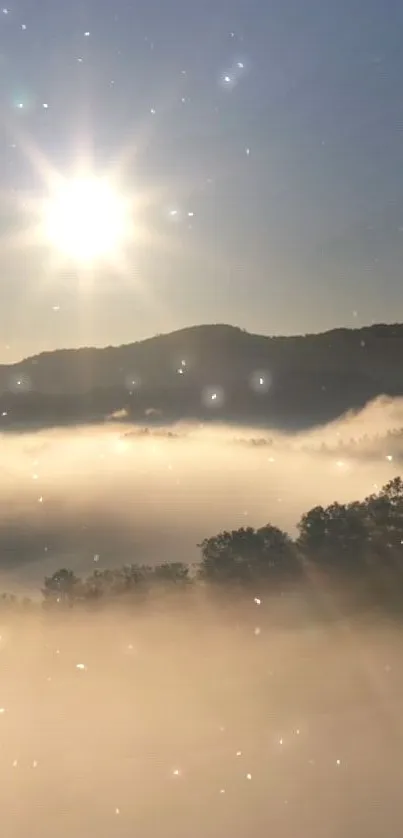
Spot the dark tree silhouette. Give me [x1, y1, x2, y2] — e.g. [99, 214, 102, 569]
[198, 524, 298, 586]
[364, 477, 403, 559]
[297, 501, 369, 566]
[42, 568, 81, 605]
[8, 473, 400, 618]
[81, 565, 151, 600]
[152, 562, 190, 584]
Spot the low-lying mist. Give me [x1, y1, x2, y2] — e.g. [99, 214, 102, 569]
[1, 599, 403, 837]
[1, 394, 403, 591]
[1, 397, 403, 836]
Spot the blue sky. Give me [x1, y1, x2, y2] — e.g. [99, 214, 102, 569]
[0, 0, 402, 358]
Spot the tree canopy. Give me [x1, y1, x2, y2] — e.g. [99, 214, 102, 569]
[2, 477, 403, 614]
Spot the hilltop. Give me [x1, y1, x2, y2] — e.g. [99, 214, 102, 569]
[0, 322, 403, 429]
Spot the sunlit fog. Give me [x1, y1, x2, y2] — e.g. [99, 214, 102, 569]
[0, 395, 402, 591]
[0, 400, 402, 835]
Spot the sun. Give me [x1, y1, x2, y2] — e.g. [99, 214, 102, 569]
[41, 175, 132, 264]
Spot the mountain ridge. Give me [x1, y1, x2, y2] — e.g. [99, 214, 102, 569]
[0, 322, 402, 429]
[12, 320, 403, 368]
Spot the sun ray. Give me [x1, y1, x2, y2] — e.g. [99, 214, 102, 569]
[0, 94, 241, 336]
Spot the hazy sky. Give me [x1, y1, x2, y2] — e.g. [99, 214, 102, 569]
[0, 0, 403, 360]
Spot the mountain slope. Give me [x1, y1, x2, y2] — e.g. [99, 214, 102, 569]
[0, 322, 402, 429]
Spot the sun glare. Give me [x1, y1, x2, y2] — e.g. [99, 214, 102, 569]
[42, 176, 132, 263]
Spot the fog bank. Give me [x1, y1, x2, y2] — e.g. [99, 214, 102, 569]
[0, 395, 402, 591]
